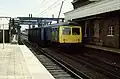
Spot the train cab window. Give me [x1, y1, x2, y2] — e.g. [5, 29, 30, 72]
[72, 28, 80, 35]
[62, 28, 71, 35]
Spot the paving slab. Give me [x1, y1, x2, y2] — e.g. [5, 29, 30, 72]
[0, 44, 55, 79]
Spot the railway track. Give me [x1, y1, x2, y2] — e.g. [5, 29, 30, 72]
[50, 47, 120, 79]
[21, 34, 120, 79]
[22, 40, 108, 79]
[76, 53, 120, 78]
[21, 39, 85, 79]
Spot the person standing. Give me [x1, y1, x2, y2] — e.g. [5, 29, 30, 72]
[11, 28, 17, 43]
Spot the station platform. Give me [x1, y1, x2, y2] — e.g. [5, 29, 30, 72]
[0, 44, 55, 79]
[85, 44, 120, 54]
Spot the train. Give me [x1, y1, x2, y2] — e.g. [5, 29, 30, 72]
[28, 22, 82, 47]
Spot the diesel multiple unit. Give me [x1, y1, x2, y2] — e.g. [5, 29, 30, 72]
[28, 23, 82, 47]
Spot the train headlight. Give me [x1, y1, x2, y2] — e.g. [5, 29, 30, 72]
[63, 39, 65, 43]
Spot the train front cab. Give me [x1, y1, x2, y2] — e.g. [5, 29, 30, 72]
[59, 26, 82, 46]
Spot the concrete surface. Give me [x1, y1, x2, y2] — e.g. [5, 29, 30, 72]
[0, 44, 55, 79]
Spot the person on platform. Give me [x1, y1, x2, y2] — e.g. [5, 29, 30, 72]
[11, 28, 17, 43]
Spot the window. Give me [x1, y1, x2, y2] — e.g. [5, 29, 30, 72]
[62, 28, 71, 35]
[108, 26, 114, 36]
[52, 28, 55, 31]
[93, 20, 99, 37]
[72, 28, 80, 35]
[55, 28, 58, 31]
[84, 21, 88, 37]
[52, 28, 58, 31]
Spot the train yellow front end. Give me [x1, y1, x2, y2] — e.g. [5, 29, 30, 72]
[59, 26, 82, 44]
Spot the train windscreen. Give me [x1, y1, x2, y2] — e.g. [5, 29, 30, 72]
[72, 28, 80, 35]
[62, 28, 71, 35]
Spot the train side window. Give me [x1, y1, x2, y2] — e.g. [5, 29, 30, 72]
[52, 28, 54, 31]
[55, 28, 58, 31]
[72, 28, 80, 35]
[62, 28, 71, 35]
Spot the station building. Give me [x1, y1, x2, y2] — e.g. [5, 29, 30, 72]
[0, 18, 10, 43]
[65, 0, 120, 48]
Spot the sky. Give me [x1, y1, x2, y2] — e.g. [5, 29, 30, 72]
[0, 0, 73, 30]
[0, 0, 73, 18]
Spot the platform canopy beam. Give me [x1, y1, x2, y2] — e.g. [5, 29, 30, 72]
[17, 17, 64, 21]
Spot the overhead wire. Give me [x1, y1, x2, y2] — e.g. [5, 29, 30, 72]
[39, 0, 46, 5]
[40, 2, 61, 16]
[31, 0, 48, 16]
[39, 0, 51, 9]
[39, 0, 68, 17]
[39, 0, 62, 16]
